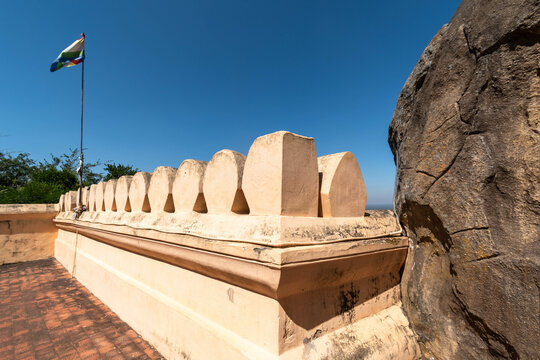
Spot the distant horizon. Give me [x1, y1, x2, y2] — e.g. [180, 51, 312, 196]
[0, 0, 461, 206]
[366, 204, 393, 211]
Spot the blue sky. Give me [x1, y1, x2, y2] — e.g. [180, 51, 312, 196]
[0, 0, 461, 206]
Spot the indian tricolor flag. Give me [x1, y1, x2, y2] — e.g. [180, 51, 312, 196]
[50, 33, 85, 72]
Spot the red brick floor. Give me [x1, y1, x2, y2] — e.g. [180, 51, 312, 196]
[0, 258, 164, 360]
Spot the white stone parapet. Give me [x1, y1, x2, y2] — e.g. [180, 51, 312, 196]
[62, 131, 370, 219]
[88, 184, 97, 211]
[148, 166, 176, 213]
[52, 131, 418, 360]
[95, 182, 105, 212]
[172, 159, 208, 213]
[104, 180, 118, 212]
[318, 151, 367, 217]
[64, 190, 77, 211]
[76, 186, 89, 209]
[203, 150, 249, 214]
[243, 131, 319, 216]
[128, 172, 152, 212]
[115, 175, 133, 212]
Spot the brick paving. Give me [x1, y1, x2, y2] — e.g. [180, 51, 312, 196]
[0, 258, 164, 360]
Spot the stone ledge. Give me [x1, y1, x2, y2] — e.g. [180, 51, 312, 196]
[0, 203, 58, 217]
[55, 209, 401, 247]
[55, 220, 407, 299]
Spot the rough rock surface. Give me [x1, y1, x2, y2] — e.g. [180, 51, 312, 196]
[389, 1, 539, 359]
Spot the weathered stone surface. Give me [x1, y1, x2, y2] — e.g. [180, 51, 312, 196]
[80, 187, 89, 208]
[88, 184, 97, 212]
[148, 167, 176, 213]
[129, 172, 152, 212]
[62, 192, 69, 211]
[95, 182, 105, 212]
[58, 194, 65, 212]
[115, 176, 133, 212]
[0, 204, 57, 265]
[54, 207, 416, 359]
[243, 131, 319, 216]
[172, 159, 208, 213]
[318, 151, 367, 217]
[203, 150, 249, 214]
[64, 191, 77, 211]
[104, 180, 118, 212]
[388, 1, 540, 358]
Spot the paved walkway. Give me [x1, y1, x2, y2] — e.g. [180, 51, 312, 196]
[0, 258, 163, 360]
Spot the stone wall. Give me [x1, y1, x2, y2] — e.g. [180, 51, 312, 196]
[0, 204, 58, 265]
[54, 131, 420, 360]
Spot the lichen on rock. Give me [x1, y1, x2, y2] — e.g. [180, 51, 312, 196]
[389, 0, 540, 358]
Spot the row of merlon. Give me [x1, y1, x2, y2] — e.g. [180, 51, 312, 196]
[59, 131, 367, 218]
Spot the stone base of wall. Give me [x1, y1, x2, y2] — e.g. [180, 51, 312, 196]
[54, 215, 419, 360]
[0, 204, 58, 265]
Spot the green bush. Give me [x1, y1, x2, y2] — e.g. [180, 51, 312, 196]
[31, 167, 78, 190]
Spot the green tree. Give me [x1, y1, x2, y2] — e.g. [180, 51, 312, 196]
[0, 152, 35, 187]
[6, 181, 66, 204]
[40, 148, 103, 186]
[0, 161, 78, 204]
[103, 163, 139, 181]
[31, 167, 78, 190]
[0, 149, 140, 204]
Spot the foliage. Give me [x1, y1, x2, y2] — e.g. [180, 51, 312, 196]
[0, 182, 66, 204]
[32, 167, 78, 190]
[0, 149, 138, 204]
[103, 163, 139, 181]
[0, 152, 35, 187]
[39, 148, 103, 186]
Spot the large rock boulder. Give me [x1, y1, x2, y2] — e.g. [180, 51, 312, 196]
[389, 1, 539, 359]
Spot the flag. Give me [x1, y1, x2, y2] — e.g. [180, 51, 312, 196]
[50, 33, 85, 72]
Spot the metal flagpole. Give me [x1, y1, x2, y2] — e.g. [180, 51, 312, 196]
[78, 47, 84, 209]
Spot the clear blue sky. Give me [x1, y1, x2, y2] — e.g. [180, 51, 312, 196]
[0, 0, 460, 206]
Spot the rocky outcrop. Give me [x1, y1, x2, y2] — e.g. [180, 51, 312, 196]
[389, 0, 539, 359]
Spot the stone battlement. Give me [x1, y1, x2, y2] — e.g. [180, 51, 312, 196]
[59, 131, 368, 220]
[52, 131, 419, 360]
